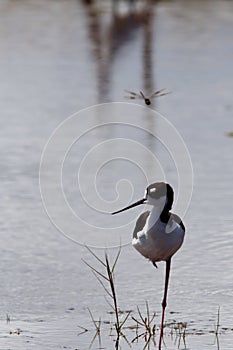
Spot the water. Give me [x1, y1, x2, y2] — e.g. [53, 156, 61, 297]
[0, 0, 233, 349]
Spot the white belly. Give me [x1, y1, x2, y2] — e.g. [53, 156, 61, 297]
[132, 219, 184, 263]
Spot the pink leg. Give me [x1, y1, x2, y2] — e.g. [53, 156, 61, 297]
[158, 257, 171, 349]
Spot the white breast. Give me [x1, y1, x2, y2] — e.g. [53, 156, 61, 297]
[132, 211, 185, 263]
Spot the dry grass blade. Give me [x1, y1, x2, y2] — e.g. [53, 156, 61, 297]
[84, 246, 127, 342]
[146, 301, 150, 326]
[131, 331, 146, 343]
[105, 253, 120, 331]
[92, 271, 113, 299]
[111, 246, 121, 274]
[131, 316, 145, 328]
[85, 245, 107, 267]
[137, 305, 146, 326]
[215, 307, 220, 335]
[82, 258, 109, 281]
[86, 309, 102, 349]
[77, 324, 88, 336]
[87, 307, 101, 333]
[120, 311, 132, 329]
[120, 331, 132, 348]
[142, 335, 153, 350]
[146, 301, 156, 328]
[104, 296, 115, 312]
[89, 324, 102, 350]
[132, 302, 157, 341]
[214, 307, 220, 350]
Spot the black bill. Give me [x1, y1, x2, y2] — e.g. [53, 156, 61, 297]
[111, 198, 146, 215]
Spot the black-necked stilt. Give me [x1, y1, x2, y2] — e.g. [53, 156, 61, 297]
[125, 89, 171, 105]
[112, 182, 185, 349]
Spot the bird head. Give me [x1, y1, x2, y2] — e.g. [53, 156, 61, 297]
[112, 182, 174, 215]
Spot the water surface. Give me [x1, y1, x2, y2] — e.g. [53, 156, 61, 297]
[0, 0, 233, 349]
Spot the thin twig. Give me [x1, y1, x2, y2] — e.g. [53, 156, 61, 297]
[92, 271, 113, 299]
[111, 246, 121, 274]
[105, 253, 120, 332]
[82, 259, 109, 281]
[85, 245, 107, 268]
[87, 308, 101, 333]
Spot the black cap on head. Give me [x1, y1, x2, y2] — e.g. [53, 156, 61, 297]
[147, 182, 174, 209]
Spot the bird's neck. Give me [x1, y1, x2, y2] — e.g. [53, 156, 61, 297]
[160, 206, 171, 224]
[146, 199, 172, 231]
[160, 196, 173, 224]
[146, 204, 166, 231]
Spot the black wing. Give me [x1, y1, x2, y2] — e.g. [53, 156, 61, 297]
[133, 210, 150, 239]
[149, 88, 171, 98]
[124, 90, 143, 100]
[170, 213, 185, 232]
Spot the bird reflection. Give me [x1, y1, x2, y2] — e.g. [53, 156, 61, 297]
[82, 0, 156, 104]
[125, 89, 171, 105]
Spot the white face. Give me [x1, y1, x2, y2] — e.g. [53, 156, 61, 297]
[144, 187, 167, 208]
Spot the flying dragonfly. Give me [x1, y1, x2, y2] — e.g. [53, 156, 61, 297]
[125, 88, 171, 105]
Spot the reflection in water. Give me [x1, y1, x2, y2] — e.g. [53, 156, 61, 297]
[81, 0, 159, 171]
[142, 1, 154, 95]
[1, 0, 233, 349]
[82, 0, 156, 103]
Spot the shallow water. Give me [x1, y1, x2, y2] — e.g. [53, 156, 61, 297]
[0, 0, 233, 349]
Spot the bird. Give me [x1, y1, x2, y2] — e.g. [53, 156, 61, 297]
[112, 182, 185, 349]
[124, 88, 171, 105]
